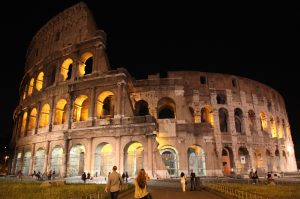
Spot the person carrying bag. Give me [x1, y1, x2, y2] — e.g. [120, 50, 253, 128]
[134, 169, 152, 199]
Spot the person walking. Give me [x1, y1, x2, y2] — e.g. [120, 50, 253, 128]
[180, 172, 187, 192]
[134, 169, 151, 199]
[105, 166, 123, 199]
[81, 172, 87, 183]
[125, 171, 129, 182]
[190, 170, 196, 191]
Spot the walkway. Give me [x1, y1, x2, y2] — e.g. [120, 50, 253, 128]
[120, 179, 224, 199]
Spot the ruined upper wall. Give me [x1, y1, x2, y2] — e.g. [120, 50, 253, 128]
[25, 2, 104, 70]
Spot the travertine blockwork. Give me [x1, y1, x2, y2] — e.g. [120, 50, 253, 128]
[11, 2, 297, 178]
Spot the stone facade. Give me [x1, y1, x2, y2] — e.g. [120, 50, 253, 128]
[11, 2, 297, 178]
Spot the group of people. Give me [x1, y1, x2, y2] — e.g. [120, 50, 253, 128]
[180, 170, 197, 192]
[105, 166, 151, 199]
[81, 172, 92, 183]
[249, 169, 259, 184]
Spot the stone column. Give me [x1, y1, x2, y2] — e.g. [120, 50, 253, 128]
[116, 82, 123, 118]
[35, 102, 42, 134]
[49, 97, 55, 132]
[30, 143, 36, 175]
[44, 141, 51, 173]
[86, 138, 93, 174]
[115, 136, 121, 171]
[121, 81, 126, 117]
[147, 135, 153, 176]
[62, 138, 69, 177]
[89, 88, 96, 124]
[68, 93, 74, 129]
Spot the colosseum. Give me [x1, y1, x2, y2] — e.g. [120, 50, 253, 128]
[10, 2, 297, 179]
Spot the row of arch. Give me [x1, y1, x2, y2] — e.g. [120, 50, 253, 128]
[15, 142, 206, 177]
[23, 52, 94, 100]
[222, 146, 290, 175]
[218, 108, 288, 138]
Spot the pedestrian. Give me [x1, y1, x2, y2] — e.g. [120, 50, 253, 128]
[252, 170, 258, 184]
[47, 170, 52, 180]
[52, 170, 55, 180]
[82, 172, 87, 183]
[87, 172, 91, 180]
[122, 172, 126, 182]
[125, 171, 129, 182]
[190, 169, 196, 191]
[180, 172, 187, 192]
[134, 168, 151, 199]
[105, 166, 123, 199]
[17, 170, 23, 181]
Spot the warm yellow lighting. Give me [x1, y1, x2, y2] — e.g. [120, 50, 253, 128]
[55, 99, 67, 124]
[28, 78, 35, 96]
[21, 112, 28, 134]
[73, 95, 89, 121]
[39, 104, 50, 128]
[61, 58, 73, 81]
[260, 112, 267, 131]
[189, 144, 204, 154]
[79, 52, 93, 77]
[97, 91, 114, 118]
[101, 144, 113, 153]
[128, 142, 143, 152]
[277, 118, 283, 138]
[270, 117, 277, 137]
[36, 72, 44, 91]
[28, 108, 37, 131]
[194, 115, 200, 123]
[23, 85, 27, 100]
[159, 145, 178, 153]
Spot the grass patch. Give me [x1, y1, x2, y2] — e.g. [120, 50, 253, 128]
[218, 183, 300, 199]
[0, 181, 132, 199]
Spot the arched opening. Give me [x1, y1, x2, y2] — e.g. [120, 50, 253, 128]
[28, 108, 37, 132]
[157, 97, 176, 119]
[34, 148, 45, 173]
[69, 144, 85, 176]
[234, 108, 244, 133]
[222, 147, 234, 176]
[23, 84, 27, 100]
[266, 149, 273, 172]
[160, 146, 178, 177]
[282, 151, 287, 171]
[22, 151, 31, 176]
[238, 147, 250, 173]
[21, 112, 28, 135]
[248, 110, 257, 133]
[28, 78, 35, 96]
[219, 108, 229, 132]
[54, 99, 67, 125]
[73, 95, 89, 122]
[79, 52, 93, 76]
[201, 106, 214, 126]
[187, 145, 206, 176]
[94, 143, 114, 177]
[260, 112, 267, 132]
[254, 149, 263, 174]
[134, 100, 149, 116]
[61, 58, 73, 81]
[275, 149, 280, 171]
[277, 117, 283, 138]
[15, 152, 22, 174]
[282, 119, 286, 138]
[216, 94, 227, 104]
[124, 142, 144, 177]
[51, 146, 63, 176]
[39, 104, 50, 128]
[97, 91, 115, 119]
[36, 72, 44, 91]
[270, 117, 277, 137]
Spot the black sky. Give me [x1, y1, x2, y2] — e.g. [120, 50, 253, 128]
[1, 1, 299, 160]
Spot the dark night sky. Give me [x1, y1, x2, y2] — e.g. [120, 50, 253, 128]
[1, 1, 299, 161]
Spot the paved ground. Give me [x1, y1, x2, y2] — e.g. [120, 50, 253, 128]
[120, 179, 225, 199]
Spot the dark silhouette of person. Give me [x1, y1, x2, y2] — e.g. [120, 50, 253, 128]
[125, 171, 129, 183]
[190, 170, 196, 191]
[82, 172, 87, 183]
[122, 172, 126, 182]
